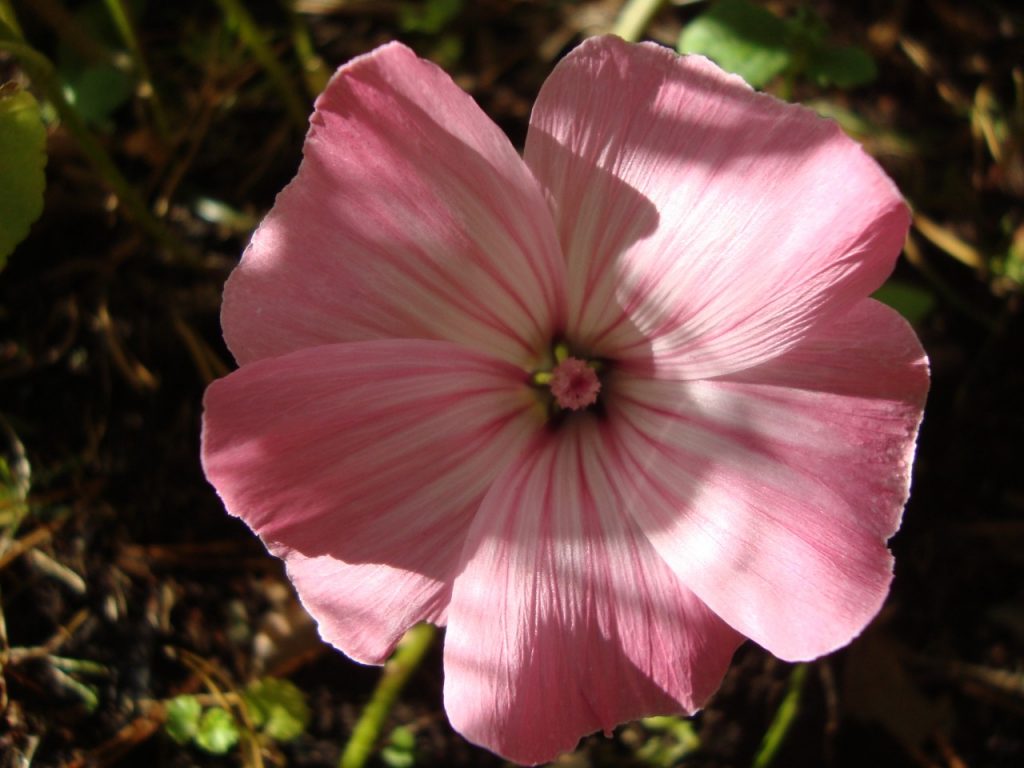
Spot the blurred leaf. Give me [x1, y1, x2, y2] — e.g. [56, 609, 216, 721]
[164, 695, 202, 745]
[389, 725, 416, 751]
[872, 281, 936, 325]
[808, 44, 877, 88]
[381, 746, 415, 768]
[52, 0, 136, 128]
[381, 724, 417, 767]
[0, 86, 46, 269]
[678, 0, 792, 88]
[681, 1, 877, 91]
[994, 221, 1024, 286]
[195, 707, 240, 754]
[787, 6, 828, 48]
[637, 716, 700, 767]
[429, 34, 463, 68]
[398, 0, 463, 35]
[243, 677, 310, 742]
[0, 415, 30, 506]
[60, 64, 134, 127]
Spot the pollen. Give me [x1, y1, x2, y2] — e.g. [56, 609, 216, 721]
[549, 356, 601, 411]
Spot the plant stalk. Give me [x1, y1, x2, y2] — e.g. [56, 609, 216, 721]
[213, 0, 309, 131]
[612, 0, 666, 42]
[751, 663, 809, 768]
[102, 0, 171, 142]
[339, 623, 436, 768]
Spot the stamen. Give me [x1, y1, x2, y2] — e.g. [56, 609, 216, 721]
[549, 357, 601, 411]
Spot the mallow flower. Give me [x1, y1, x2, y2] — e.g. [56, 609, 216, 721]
[201, 36, 929, 764]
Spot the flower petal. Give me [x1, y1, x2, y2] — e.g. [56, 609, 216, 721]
[269, 552, 447, 665]
[223, 42, 565, 368]
[608, 300, 928, 660]
[525, 36, 909, 377]
[444, 421, 743, 764]
[201, 340, 539, 663]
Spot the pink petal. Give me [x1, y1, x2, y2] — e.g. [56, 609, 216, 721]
[201, 340, 539, 663]
[524, 35, 909, 377]
[223, 43, 565, 368]
[444, 422, 743, 764]
[270, 552, 449, 665]
[608, 300, 928, 660]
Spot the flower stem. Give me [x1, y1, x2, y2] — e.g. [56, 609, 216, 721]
[339, 623, 436, 768]
[286, 1, 331, 100]
[611, 0, 665, 43]
[751, 663, 809, 768]
[212, 0, 310, 132]
[0, 0, 21, 37]
[102, 0, 171, 142]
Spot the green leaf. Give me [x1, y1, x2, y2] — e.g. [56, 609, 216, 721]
[60, 64, 134, 127]
[787, 7, 829, 49]
[0, 86, 46, 269]
[195, 707, 240, 754]
[389, 725, 416, 751]
[637, 716, 700, 767]
[381, 726, 417, 768]
[381, 746, 415, 768]
[807, 44, 877, 88]
[50, 0, 138, 128]
[678, 0, 792, 88]
[1002, 232, 1024, 286]
[398, 0, 463, 35]
[872, 281, 936, 326]
[164, 695, 202, 745]
[243, 677, 310, 742]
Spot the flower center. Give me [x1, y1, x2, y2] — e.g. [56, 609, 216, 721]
[530, 342, 604, 416]
[548, 357, 601, 411]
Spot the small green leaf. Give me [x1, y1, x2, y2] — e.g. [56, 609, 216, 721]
[243, 677, 310, 742]
[678, 0, 792, 88]
[0, 86, 47, 269]
[389, 725, 416, 751]
[60, 64, 134, 127]
[380, 746, 415, 768]
[872, 281, 935, 326]
[787, 7, 829, 49]
[398, 0, 463, 35]
[380, 725, 417, 768]
[195, 707, 240, 754]
[807, 44, 877, 88]
[164, 695, 202, 745]
[638, 716, 700, 767]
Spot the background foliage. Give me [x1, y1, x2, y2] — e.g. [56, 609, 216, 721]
[1, 1, 1022, 766]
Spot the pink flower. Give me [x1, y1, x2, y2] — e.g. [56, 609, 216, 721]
[201, 36, 928, 764]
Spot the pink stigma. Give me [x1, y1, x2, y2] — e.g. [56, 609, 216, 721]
[549, 357, 601, 411]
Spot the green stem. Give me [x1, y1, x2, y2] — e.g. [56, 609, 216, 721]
[611, 0, 665, 42]
[0, 21, 187, 259]
[213, 0, 309, 131]
[102, 0, 171, 142]
[285, 1, 330, 99]
[0, 0, 21, 37]
[339, 624, 436, 768]
[751, 663, 809, 768]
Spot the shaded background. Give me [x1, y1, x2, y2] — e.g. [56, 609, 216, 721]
[1, 1, 1022, 766]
